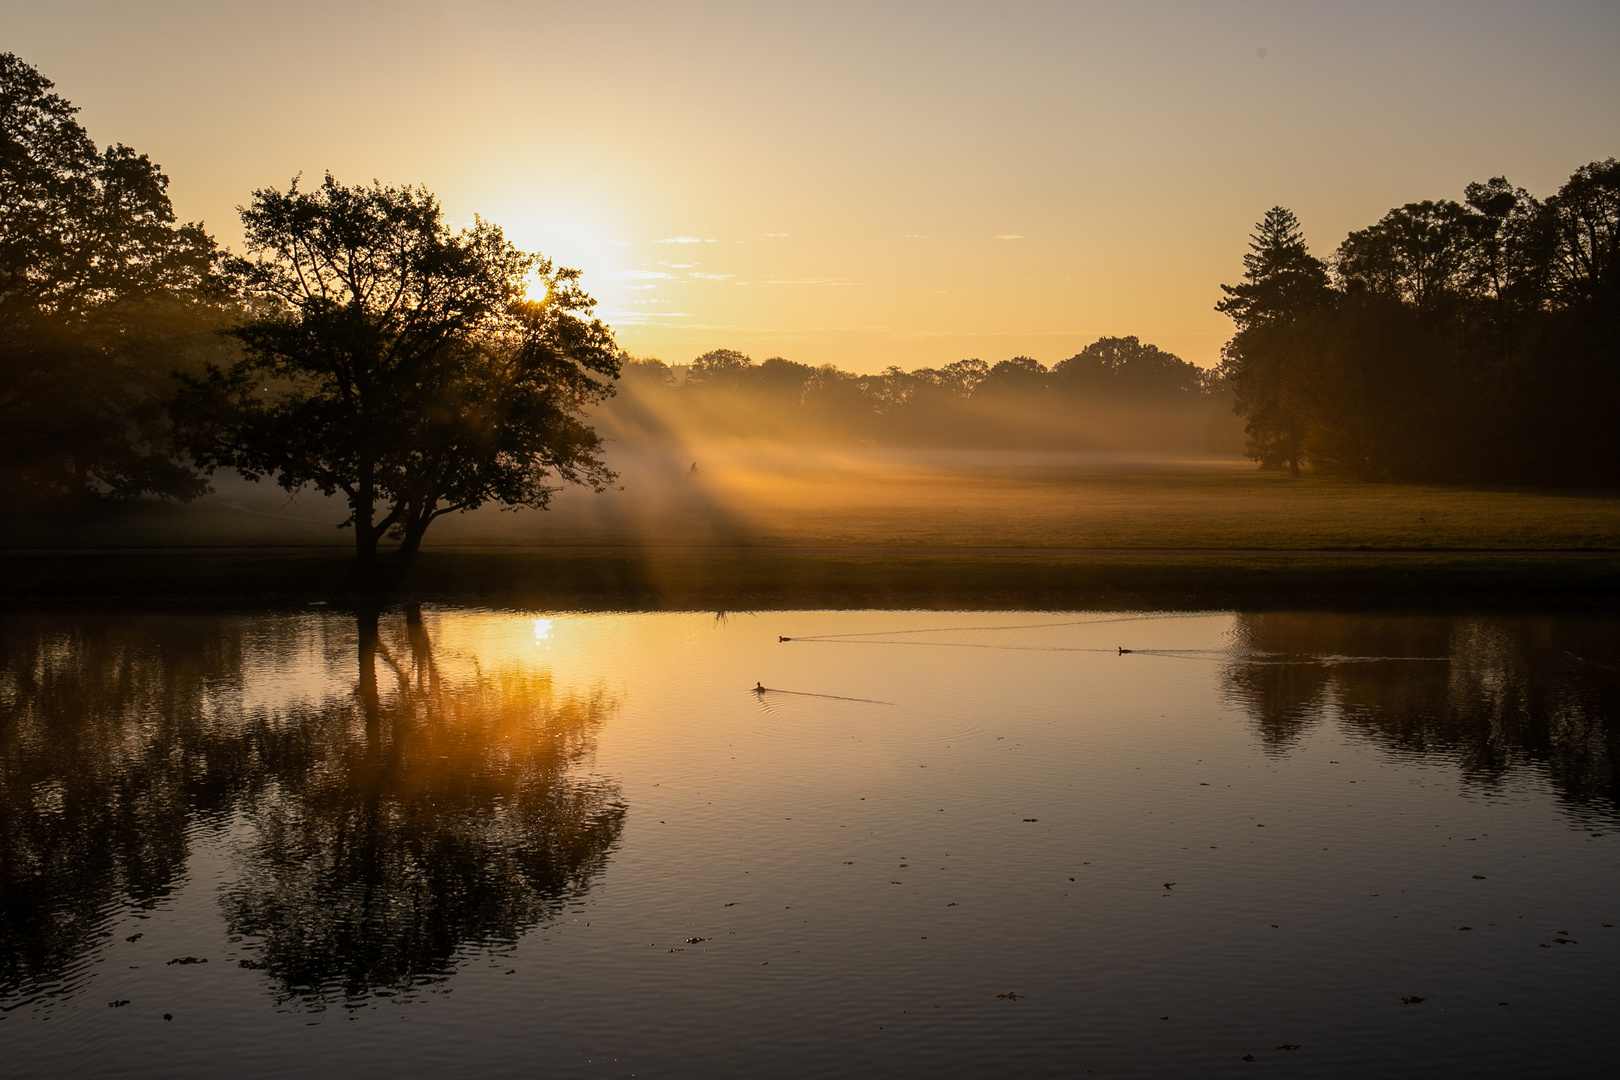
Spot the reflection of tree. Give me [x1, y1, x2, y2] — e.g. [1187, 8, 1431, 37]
[0, 608, 624, 1010]
[222, 607, 625, 1006]
[0, 615, 250, 1002]
[1224, 613, 1620, 818]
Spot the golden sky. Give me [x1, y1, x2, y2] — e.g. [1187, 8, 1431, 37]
[7, 0, 1618, 369]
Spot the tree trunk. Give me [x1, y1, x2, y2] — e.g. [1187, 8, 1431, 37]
[393, 497, 437, 563]
[1286, 415, 1300, 478]
[355, 460, 380, 568]
[357, 606, 381, 730]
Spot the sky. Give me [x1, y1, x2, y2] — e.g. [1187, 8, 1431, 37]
[6, 0, 1618, 371]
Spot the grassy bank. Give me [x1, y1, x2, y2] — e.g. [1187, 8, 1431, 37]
[6, 452, 1620, 553]
[4, 547, 1617, 610]
[7, 454, 1619, 608]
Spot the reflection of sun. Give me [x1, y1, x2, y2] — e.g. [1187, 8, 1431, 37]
[534, 618, 554, 643]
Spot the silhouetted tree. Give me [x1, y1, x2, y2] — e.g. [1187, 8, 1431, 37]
[1051, 336, 1204, 400]
[0, 53, 231, 504]
[389, 282, 620, 557]
[1216, 207, 1333, 476]
[174, 175, 619, 566]
[979, 355, 1048, 395]
[684, 348, 755, 390]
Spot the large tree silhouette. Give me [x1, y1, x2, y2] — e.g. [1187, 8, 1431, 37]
[174, 176, 619, 566]
[1215, 207, 1333, 476]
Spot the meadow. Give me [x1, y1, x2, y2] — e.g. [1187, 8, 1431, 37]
[6, 448, 1618, 607]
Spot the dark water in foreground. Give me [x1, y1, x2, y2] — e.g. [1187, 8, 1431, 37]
[2, 607, 1618, 1078]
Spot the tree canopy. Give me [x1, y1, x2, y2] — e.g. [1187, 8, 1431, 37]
[0, 52, 230, 504]
[1217, 161, 1620, 484]
[175, 175, 619, 564]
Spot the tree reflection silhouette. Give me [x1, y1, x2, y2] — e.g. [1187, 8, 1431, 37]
[0, 614, 249, 1002]
[222, 605, 625, 1006]
[0, 609, 625, 1009]
[1224, 612, 1620, 819]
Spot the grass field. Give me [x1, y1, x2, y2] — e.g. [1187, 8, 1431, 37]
[8, 447, 1619, 552]
[5, 447, 1618, 606]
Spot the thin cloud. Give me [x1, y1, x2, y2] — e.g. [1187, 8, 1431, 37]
[994, 234, 1026, 241]
[690, 272, 736, 280]
[657, 236, 717, 244]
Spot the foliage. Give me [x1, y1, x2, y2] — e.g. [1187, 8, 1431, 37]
[0, 53, 231, 504]
[1217, 160, 1620, 485]
[1214, 207, 1333, 475]
[174, 175, 619, 564]
[607, 342, 1219, 451]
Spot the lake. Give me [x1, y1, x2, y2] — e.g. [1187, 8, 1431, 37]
[2, 606, 1617, 1077]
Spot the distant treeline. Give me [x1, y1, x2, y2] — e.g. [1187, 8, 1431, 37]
[1218, 164, 1620, 485]
[601, 339, 1237, 452]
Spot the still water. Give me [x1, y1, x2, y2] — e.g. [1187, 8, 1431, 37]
[2, 606, 1617, 1077]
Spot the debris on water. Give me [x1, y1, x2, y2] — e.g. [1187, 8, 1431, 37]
[1163, 883, 1175, 890]
[685, 937, 710, 944]
[1554, 937, 1577, 944]
[725, 902, 738, 907]
[238, 958, 268, 970]
[1023, 818, 1038, 822]
[1473, 875, 1487, 879]
[1459, 926, 1473, 931]
[1500, 1002, 1509, 1006]
[505, 969, 516, 975]
[166, 957, 207, 966]
[1241, 1054, 1256, 1062]
[125, 933, 142, 943]
[947, 902, 957, 906]
[668, 948, 684, 953]
[108, 1000, 129, 1008]
[996, 991, 1023, 1000]
[163, 1013, 172, 1021]
[1401, 996, 1425, 1004]
[1160, 1015, 1169, 1020]
[1276, 1044, 1301, 1051]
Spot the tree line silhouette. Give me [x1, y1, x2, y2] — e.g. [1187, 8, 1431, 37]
[1218, 172, 1620, 485]
[601, 337, 1227, 453]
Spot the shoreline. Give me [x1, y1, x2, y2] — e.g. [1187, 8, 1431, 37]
[4, 547, 1617, 610]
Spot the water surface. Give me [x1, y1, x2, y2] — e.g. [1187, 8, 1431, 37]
[2, 607, 1617, 1077]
